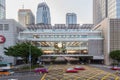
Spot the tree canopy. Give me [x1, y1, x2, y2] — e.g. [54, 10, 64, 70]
[110, 50, 120, 63]
[4, 42, 43, 64]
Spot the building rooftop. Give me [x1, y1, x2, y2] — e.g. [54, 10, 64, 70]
[18, 9, 32, 12]
[26, 24, 94, 30]
[38, 2, 49, 8]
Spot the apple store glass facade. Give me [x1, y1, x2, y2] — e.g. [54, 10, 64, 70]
[18, 24, 104, 61]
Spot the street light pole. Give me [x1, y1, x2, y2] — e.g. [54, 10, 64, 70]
[29, 40, 32, 72]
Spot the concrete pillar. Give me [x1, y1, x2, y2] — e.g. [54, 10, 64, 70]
[104, 53, 110, 65]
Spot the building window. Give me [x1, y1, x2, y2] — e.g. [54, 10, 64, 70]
[81, 35, 87, 38]
[4, 24, 9, 30]
[0, 24, 3, 30]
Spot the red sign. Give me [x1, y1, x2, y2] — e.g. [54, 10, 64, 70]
[0, 35, 6, 43]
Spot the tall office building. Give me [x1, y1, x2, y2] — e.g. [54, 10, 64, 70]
[93, 0, 107, 25]
[93, 0, 120, 65]
[0, 0, 5, 19]
[107, 0, 120, 18]
[36, 2, 51, 24]
[18, 9, 35, 27]
[66, 13, 77, 25]
[93, 0, 120, 25]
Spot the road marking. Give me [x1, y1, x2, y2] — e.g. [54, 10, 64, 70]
[41, 74, 46, 80]
[87, 71, 102, 80]
[101, 73, 111, 80]
[41, 65, 120, 80]
[115, 77, 119, 80]
[40, 65, 52, 80]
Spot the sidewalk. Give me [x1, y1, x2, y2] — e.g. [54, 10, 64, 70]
[14, 64, 30, 69]
[90, 64, 111, 68]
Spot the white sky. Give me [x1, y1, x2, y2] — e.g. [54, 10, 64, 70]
[6, 0, 93, 25]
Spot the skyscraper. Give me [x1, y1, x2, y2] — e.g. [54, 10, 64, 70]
[66, 13, 77, 25]
[108, 0, 120, 18]
[36, 2, 51, 24]
[0, 0, 5, 19]
[93, 0, 107, 25]
[93, 0, 120, 25]
[18, 9, 35, 27]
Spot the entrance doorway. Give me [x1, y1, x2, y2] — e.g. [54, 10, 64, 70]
[79, 56, 93, 64]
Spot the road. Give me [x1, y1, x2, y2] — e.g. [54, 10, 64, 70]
[0, 72, 42, 80]
[1, 64, 120, 80]
[42, 64, 120, 80]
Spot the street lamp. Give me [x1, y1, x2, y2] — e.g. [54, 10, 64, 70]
[29, 42, 32, 72]
[25, 39, 32, 72]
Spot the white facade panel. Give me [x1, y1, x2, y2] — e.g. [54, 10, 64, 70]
[0, 19, 24, 64]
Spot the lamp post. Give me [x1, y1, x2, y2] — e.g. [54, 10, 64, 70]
[28, 40, 32, 72]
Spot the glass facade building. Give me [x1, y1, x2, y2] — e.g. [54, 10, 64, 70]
[93, 0, 120, 25]
[0, 0, 5, 19]
[93, 0, 107, 25]
[18, 24, 104, 63]
[66, 13, 77, 25]
[108, 0, 120, 18]
[36, 2, 51, 24]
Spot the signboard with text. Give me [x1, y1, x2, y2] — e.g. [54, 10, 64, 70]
[0, 35, 6, 44]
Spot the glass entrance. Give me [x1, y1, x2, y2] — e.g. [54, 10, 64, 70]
[33, 41, 88, 55]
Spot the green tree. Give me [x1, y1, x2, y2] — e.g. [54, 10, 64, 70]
[110, 50, 120, 64]
[4, 42, 43, 64]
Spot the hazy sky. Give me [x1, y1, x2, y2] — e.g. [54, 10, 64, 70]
[6, 0, 93, 24]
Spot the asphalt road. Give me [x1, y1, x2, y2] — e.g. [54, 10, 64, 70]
[1, 64, 119, 80]
[0, 72, 42, 80]
[42, 64, 120, 80]
[90, 64, 118, 73]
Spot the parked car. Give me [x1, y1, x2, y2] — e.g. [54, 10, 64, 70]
[66, 68, 78, 73]
[34, 68, 48, 73]
[74, 66, 85, 70]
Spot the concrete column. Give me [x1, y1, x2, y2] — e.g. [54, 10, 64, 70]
[104, 53, 110, 65]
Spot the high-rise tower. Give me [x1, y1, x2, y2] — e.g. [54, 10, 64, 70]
[66, 13, 77, 25]
[18, 9, 35, 27]
[36, 2, 51, 24]
[93, 0, 120, 25]
[107, 0, 120, 18]
[93, 0, 107, 25]
[0, 0, 6, 19]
